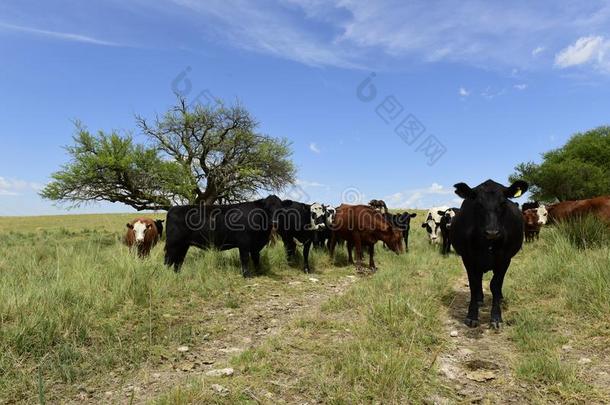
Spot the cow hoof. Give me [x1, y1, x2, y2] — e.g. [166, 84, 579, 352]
[369, 266, 378, 273]
[490, 320, 502, 330]
[477, 300, 484, 306]
[464, 318, 479, 328]
[303, 268, 311, 274]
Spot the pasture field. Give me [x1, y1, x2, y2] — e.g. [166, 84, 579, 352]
[0, 212, 609, 404]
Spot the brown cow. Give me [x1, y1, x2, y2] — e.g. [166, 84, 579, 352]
[125, 217, 163, 257]
[523, 209, 541, 242]
[329, 204, 402, 272]
[547, 196, 610, 223]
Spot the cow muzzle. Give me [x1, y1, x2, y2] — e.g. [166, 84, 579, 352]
[485, 230, 500, 240]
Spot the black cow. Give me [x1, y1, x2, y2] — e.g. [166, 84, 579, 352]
[154, 219, 165, 239]
[521, 201, 540, 213]
[438, 208, 459, 255]
[450, 179, 528, 329]
[164, 195, 283, 277]
[274, 200, 325, 273]
[383, 211, 417, 251]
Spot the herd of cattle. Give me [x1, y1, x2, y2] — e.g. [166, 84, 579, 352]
[124, 180, 609, 328]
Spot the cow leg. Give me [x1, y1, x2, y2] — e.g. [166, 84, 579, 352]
[490, 263, 509, 329]
[329, 233, 336, 260]
[250, 250, 261, 274]
[239, 248, 252, 278]
[354, 236, 364, 271]
[368, 244, 376, 272]
[346, 240, 354, 264]
[403, 231, 409, 252]
[463, 259, 483, 327]
[164, 243, 189, 273]
[283, 237, 297, 264]
[302, 241, 312, 273]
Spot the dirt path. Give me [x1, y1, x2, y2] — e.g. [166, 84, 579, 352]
[436, 273, 530, 404]
[78, 272, 356, 404]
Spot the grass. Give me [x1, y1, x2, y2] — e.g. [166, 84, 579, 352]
[0, 211, 608, 403]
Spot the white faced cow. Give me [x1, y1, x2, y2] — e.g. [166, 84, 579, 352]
[422, 206, 449, 244]
[536, 205, 548, 225]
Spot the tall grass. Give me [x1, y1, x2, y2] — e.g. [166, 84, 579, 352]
[0, 219, 292, 403]
[553, 214, 610, 250]
[1, 212, 609, 403]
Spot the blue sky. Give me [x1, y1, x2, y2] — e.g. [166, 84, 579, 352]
[2, 0, 610, 215]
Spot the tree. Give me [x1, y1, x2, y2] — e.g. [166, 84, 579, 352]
[41, 97, 296, 210]
[510, 126, 610, 202]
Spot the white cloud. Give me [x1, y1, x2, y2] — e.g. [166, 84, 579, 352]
[384, 182, 455, 209]
[459, 87, 470, 97]
[295, 179, 326, 188]
[0, 176, 42, 196]
[159, 1, 610, 72]
[554, 35, 610, 70]
[514, 83, 528, 90]
[0, 22, 120, 46]
[309, 142, 321, 153]
[531, 46, 545, 56]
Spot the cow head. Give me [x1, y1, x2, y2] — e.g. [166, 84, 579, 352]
[422, 212, 442, 244]
[536, 205, 548, 225]
[454, 179, 528, 240]
[263, 195, 284, 226]
[126, 220, 153, 244]
[309, 202, 326, 229]
[394, 212, 416, 230]
[386, 228, 404, 254]
[438, 208, 457, 230]
[323, 205, 336, 227]
[523, 209, 538, 226]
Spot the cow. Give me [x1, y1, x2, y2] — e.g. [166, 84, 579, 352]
[154, 219, 165, 239]
[421, 206, 449, 245]
[164, 195, 283, 277]
[368, 199, 388, 214]
[438, 208, 459, 255]
[450, 179, 528, 329]
[547, 196, 610, 223]
[383, 211, 417, 251]
[125, 217, 162, 257]
[274, 201, 326, 273]
[523, 208, 545, 242]
[329, 204, 403, 272]
[312, 205, 336, 249]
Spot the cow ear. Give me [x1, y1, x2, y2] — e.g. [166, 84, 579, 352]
[126, 223, 133, 229]
[410, 213, 417, 218]
[505, 180, 528, 199]
[454, 183, 475, 199]
[437, 210, 446, 216]
[421, 222, 427, 228]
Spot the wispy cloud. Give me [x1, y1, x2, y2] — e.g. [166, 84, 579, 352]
[152, 1, 607, 72]
[0, 22, 120, 46]
[459, 86, 470, 97]
[296, 179, 326, 188]
[514, 83, 528, 90]
[532, 46, 545, 56]
[0, 176, 42, 196]
[554, 35, 610, 71]
[309, 142, 321, 154]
